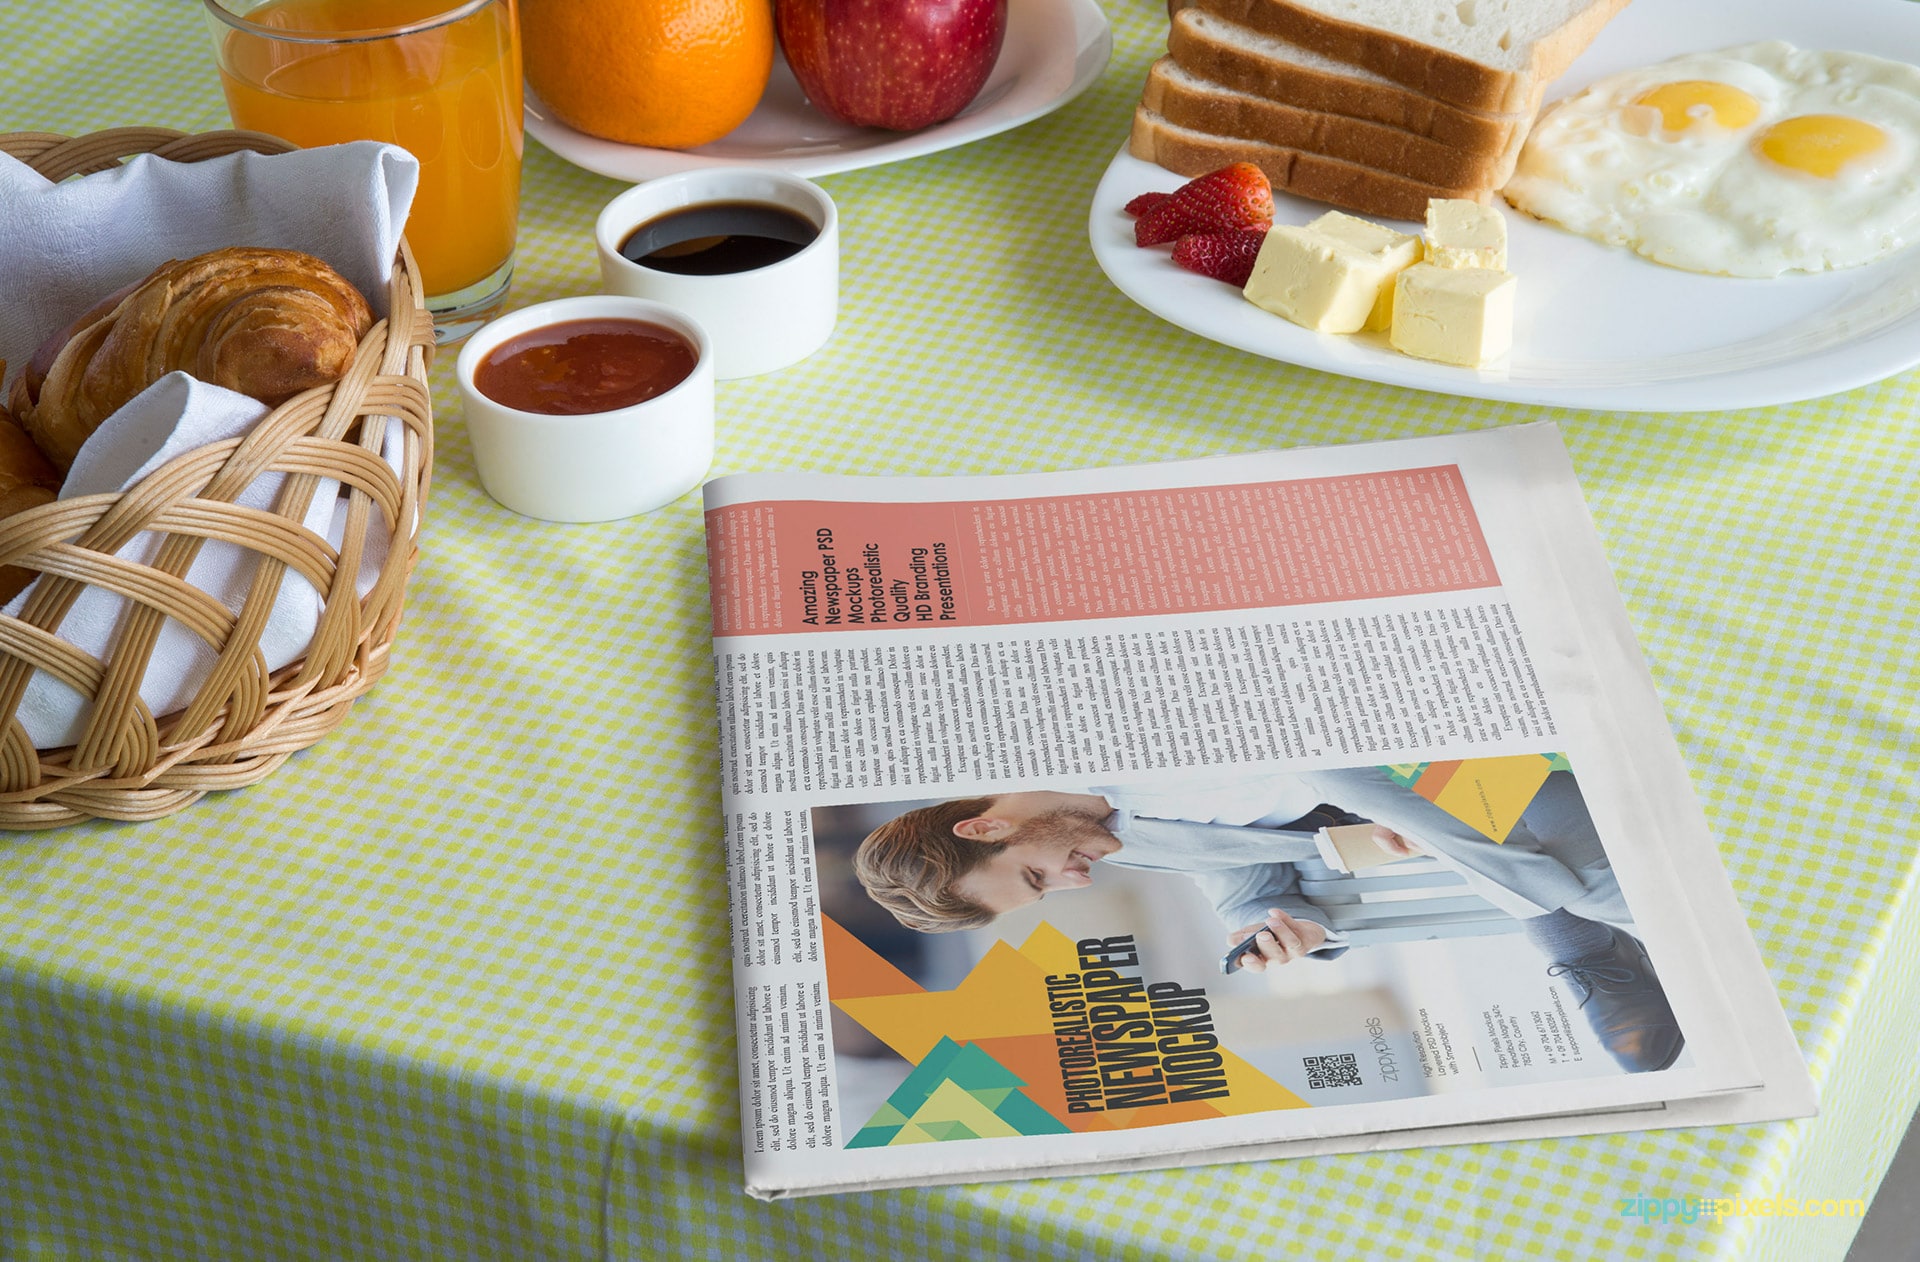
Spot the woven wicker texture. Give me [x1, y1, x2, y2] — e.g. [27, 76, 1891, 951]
[0, 128, 433, 828]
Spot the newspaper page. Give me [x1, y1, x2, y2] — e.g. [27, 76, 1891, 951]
[703, 423, 1814, 1199]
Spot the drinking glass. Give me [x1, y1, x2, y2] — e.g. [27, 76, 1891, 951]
[204, 0, 523, 342]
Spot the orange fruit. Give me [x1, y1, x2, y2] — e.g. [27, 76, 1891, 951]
[521, 0, 774, 150]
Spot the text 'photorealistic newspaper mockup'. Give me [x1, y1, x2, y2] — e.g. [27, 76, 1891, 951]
[702, 422, 1814, 1200]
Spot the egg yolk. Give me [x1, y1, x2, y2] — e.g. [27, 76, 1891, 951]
[1635, 80, 1763, 132]
[1755, 114, 1889, 177]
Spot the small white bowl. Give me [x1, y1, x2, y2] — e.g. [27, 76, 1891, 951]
[455, 295, 715, 522]
[595, 168, 838, 380]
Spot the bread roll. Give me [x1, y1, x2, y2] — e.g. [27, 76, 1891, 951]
[0, 396, 62, 604]
[18, 247, 374, 470]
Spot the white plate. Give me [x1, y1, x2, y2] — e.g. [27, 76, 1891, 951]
[1090, 0, 1920, 413]
[526, 0, 1112, 182]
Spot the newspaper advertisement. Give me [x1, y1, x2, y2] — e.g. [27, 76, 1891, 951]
[703, 423, 1809, 1199]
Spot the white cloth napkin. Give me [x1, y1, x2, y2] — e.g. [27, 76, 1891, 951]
[0, 140, 417, 375]
[0, 142, 418, 749]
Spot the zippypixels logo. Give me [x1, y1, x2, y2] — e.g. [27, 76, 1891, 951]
[1618, 1192, 1867, 1225]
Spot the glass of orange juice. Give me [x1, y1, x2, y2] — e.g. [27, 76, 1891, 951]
[204, 0, 523, 342]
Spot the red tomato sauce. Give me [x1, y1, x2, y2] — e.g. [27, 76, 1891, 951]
[474, 318, 697, 415]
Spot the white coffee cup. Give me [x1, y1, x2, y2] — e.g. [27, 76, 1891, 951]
[595, 168, 838, 380]
[455, 295, 714, 522]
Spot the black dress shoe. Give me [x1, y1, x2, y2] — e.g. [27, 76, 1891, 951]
[1546, 925, 1685, 1073]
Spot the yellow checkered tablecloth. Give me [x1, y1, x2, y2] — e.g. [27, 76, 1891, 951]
[1, 1, 1915, 1258]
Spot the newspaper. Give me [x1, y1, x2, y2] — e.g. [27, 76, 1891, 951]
[702, 422, 1815, 1200]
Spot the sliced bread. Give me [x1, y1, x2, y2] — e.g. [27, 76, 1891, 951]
[1144, 57, 1523, 190]
[1130, 107, 1490, 222]
[1167, 0, 1630, 114]
[1167, 9, 1535, 157]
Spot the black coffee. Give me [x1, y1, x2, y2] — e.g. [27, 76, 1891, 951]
[620, 201, 819, 275]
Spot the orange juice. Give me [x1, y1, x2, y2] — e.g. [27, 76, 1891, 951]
[213, 0, 523, 299]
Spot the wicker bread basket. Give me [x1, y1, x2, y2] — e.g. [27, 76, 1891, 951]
[0, 127, 434, 829]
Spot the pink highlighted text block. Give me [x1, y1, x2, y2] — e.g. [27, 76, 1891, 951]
[706, 467, 1498, 636]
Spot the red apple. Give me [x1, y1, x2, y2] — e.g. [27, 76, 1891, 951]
[776, 0, 1008, 132]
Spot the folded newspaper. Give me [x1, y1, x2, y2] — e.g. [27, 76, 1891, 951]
[702, 422, 1815, 1199]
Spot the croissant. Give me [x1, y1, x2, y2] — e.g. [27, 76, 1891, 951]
[15, 247, 374, 470]
[0, 388, 62, 603]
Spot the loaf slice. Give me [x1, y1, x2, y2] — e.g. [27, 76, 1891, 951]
[1130, 107, 1491, 222]
[1168, 0, 1630, 113]
[1167, 9, 1535, 158]
[1144, 58, 1523, 191]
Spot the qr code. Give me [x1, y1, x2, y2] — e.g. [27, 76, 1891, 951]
[1303, 1053, 1362, 1089]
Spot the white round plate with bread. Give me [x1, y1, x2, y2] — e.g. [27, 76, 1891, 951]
[526, 0, 1110, 182]
[1091, 0, 1920, 413]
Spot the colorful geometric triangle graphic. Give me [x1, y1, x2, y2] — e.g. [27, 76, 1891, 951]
[846, 1037, 1073, 1147]
[825, 918, 1307, 1135]
[1384, 753, 1568, 843]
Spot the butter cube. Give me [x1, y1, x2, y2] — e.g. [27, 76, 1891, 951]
[1308, 210, 1419, 258]
[1306, 212, 1422, 331]
[1389, 263, 1516, 366]
[1424, 199, 1508, 270]
[1243, 220, 1420, 334]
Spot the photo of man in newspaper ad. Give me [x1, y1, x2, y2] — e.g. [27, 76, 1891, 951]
[810, 754, 1689, 1150]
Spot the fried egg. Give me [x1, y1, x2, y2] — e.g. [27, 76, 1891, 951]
[1501, 42, 1920, 277]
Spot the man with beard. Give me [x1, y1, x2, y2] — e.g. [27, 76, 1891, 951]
[853, 767, 1684, 1073]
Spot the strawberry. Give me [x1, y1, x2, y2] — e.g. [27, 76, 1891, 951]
[1171, 229, 1268, 288]
[1134, 163, 1273, 247]
[1123, 191, 1169, 217]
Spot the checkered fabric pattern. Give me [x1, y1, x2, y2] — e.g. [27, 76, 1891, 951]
[2, 1, 1915, 1259]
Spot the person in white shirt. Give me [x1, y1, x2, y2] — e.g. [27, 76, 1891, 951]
[854, 767, 1682, 1073]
